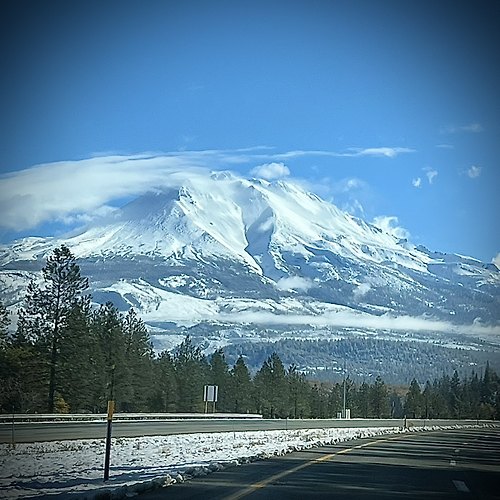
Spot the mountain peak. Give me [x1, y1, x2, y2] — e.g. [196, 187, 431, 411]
[1, 170, 499, 334]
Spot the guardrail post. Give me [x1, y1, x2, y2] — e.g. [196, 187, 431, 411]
[103, 401, 114, 481]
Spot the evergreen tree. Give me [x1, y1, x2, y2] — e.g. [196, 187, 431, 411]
[17, 245, 89, 412]
[91, 302, 127, 411]
[404, 379, 423, 418]
[309, 383, 328, 418]
[173, 336, 209, 412]
[0, 301, 10, 346]
[480, 362, 500, 419]
[461, 372, 481, 418]
[449, 371, 462, 418]
[287, 365, 310, 418]
[0, 342, 47, 413]
[389, 391, 404, 418]
[56, 299, 96, 412]
[371, 375, 390, 418]
[356, 381, 372, 418]
[122, 309, 154, 411]
[209, 349, 231, 412]
[151, 351, 178, 412]
[254, 353, 288, 418]
[228, 355, 254, 414]
[431, 379, 451, 418]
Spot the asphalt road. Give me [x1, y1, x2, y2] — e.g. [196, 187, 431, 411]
[0, 418, 483, 443]
[136, 428, 500, 500]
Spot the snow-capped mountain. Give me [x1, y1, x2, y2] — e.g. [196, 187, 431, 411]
[1, 171, 499, 381]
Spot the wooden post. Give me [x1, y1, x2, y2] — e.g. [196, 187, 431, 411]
[103, 400, 115, 481]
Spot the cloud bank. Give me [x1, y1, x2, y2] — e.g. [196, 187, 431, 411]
[0, 147, 418, 233]
[217, 309, 500, 339]
[0, 155, 211, 231]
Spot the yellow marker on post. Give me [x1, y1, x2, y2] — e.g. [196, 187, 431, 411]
[104, 401, 115, 481]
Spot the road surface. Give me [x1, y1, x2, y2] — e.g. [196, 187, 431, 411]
[136, 427, 500, 500]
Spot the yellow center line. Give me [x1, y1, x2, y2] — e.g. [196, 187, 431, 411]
[221, 434, 407, 500]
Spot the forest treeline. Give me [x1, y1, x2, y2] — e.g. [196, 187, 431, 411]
[0, 245, 499, 419]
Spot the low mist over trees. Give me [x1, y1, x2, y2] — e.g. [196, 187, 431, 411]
[0, 245, 499, 419]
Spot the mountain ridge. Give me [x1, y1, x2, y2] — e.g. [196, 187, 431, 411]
[1, 171, 499, 382]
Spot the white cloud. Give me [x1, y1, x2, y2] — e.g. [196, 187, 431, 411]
[0, 154, 211, 231]
[342, 199, 365, 218]
[372, 216, 410, 240]
[424, 167, 438, 184]
[250, 162, 290, 180]
[467, 166, 482, 178]
[426, 171, 438, 184]
[344, 179, 360, 191]
[342, 147, 416, 158]
[441, 123, 484, 134]
[258, 147, 416, 161]
[412, 177, 422, 187]
[216, 309, 500, 338]
[461, 123, 484, 132]
[493, 252, 500, 269]
[276, 276, 314, 292]
[0, 146, 415, 233]
[353, 282, 371, 299]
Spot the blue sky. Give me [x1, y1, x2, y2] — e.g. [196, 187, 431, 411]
[0, 0, 499, 264]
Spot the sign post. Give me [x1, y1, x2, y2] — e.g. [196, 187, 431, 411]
[103, 400, 114, 481]
[203, 385, 218, 413]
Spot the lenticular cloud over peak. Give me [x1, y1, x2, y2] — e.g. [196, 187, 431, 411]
[0, 154, 210, 231]
[0, 147, 417, 233]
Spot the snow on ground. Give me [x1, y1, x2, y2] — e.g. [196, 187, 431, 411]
[0, 425, 473, 500]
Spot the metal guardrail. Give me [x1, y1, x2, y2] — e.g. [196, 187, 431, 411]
[0, 412, 263, 423]
[0, 416, 498, 444]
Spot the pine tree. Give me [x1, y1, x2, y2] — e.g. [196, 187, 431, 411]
[404, 379, 423, 418]
[309, 383, 328, 418]
[0, 340, 47, 413]
[371, 375, 389, 418]
[356, 381, 372, 418]
[91, 302, 127, 411]
[122, 309, 154, 411]
[173, 336, 209, 412]
[449, 371, 462, 418]
[432, 379, 451, 418]
[228, 355, 254, 414]
[287, 364, 310, 418]
[17, 245, 89, 412]
[480, 362, 500, 418]
[209, 349, 231, 412]
[151, 351, 178, 412]
[56, 299, 96, 412]
[254, 353, 288, 418]
[0, 301, 10, 346]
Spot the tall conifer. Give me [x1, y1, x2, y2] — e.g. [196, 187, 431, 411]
[17, 245, 88, 412]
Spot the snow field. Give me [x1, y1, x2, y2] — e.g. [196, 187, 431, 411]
[0, 425, 475, 500]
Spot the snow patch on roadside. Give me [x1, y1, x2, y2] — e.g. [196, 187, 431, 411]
[0, 425, 480, 500]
